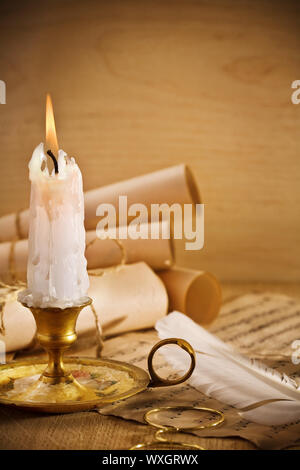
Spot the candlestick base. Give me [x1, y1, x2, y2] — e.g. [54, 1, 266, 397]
[0, 294, 196, 414]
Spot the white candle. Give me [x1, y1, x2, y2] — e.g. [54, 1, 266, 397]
[20, 97, 89, 308]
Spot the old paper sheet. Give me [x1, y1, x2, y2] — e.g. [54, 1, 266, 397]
[99, 293, 300, 449]
[210, 292, 300, 356]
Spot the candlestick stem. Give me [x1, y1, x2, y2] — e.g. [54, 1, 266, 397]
[43, 350, 70, 384]
[21, 297, 92, 386]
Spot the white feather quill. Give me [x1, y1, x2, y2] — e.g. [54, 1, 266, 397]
[156, 312, 300, 426]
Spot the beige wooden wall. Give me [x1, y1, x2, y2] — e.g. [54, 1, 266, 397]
[0, 0, 299, 281]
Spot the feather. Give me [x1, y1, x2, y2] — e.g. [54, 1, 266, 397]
[155, 312, 300, 426]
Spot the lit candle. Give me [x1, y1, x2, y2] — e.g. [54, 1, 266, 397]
[21, 95, 89, 308]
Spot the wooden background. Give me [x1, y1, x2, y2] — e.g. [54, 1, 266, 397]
[0, 0, 299, 281]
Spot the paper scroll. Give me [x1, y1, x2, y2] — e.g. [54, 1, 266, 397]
[0, 224, 173, 283]
[158, 267, 222, 325]
[0, 297, 36, 352]
[0, 262, 168, 353]
[0, 239, 28, 282]
[0, 164, 200, 242]
[84, 164, 201, 230]
[86, 221, 174, 271]
[0, 212, 25, 242]
[86, 262, 168, 337]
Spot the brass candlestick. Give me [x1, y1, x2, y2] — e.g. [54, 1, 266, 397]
[28, 297, 92, 386]
[0, 293, 196, 414]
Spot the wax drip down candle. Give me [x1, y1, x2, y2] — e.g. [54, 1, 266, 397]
[19, 95, 89, 308]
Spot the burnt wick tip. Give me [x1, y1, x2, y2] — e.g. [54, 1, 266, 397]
[47, 150, 59, 174]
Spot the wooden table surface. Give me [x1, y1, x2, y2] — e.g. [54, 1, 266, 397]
[0, 281, 299, 450]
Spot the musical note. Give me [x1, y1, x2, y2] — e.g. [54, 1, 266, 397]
[99, 293, 300, 449]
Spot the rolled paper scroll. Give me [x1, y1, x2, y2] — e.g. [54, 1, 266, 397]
[0, 164, 200, 242]
[80, 262, 168, 337]
[0, 212, 26, 242]
[86, 220, 174, 271]
[0, 239, 28, 282]
[0, 223, 173, 283]
[0, 295, 36, 352]
[158, 267, 222, 325]
[0, 262, 168, 353]
[84, 164, 201, 230]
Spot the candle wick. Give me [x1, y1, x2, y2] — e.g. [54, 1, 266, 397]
[47, 150, 59, 174]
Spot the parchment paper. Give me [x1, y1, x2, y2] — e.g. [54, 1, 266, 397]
[158, 267, 221, 324]
[99, 293, 300, 449]
[0, 223, 173, 283]
[0, 164, 200, 241]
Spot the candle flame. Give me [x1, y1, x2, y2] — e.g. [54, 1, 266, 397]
[46, 93, 59, 156]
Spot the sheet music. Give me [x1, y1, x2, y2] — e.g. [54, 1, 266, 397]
[210, 293, 300, 356]
[99, 293, 300, 449]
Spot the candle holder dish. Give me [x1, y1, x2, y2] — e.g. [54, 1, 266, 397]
[0, 295, 196, 413]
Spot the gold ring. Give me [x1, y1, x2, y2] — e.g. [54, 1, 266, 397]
[154, 429, 206, 449]
[130, 434, 205, 451]
[144, 405, 225, 431]
[147, 338, 196, 387]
